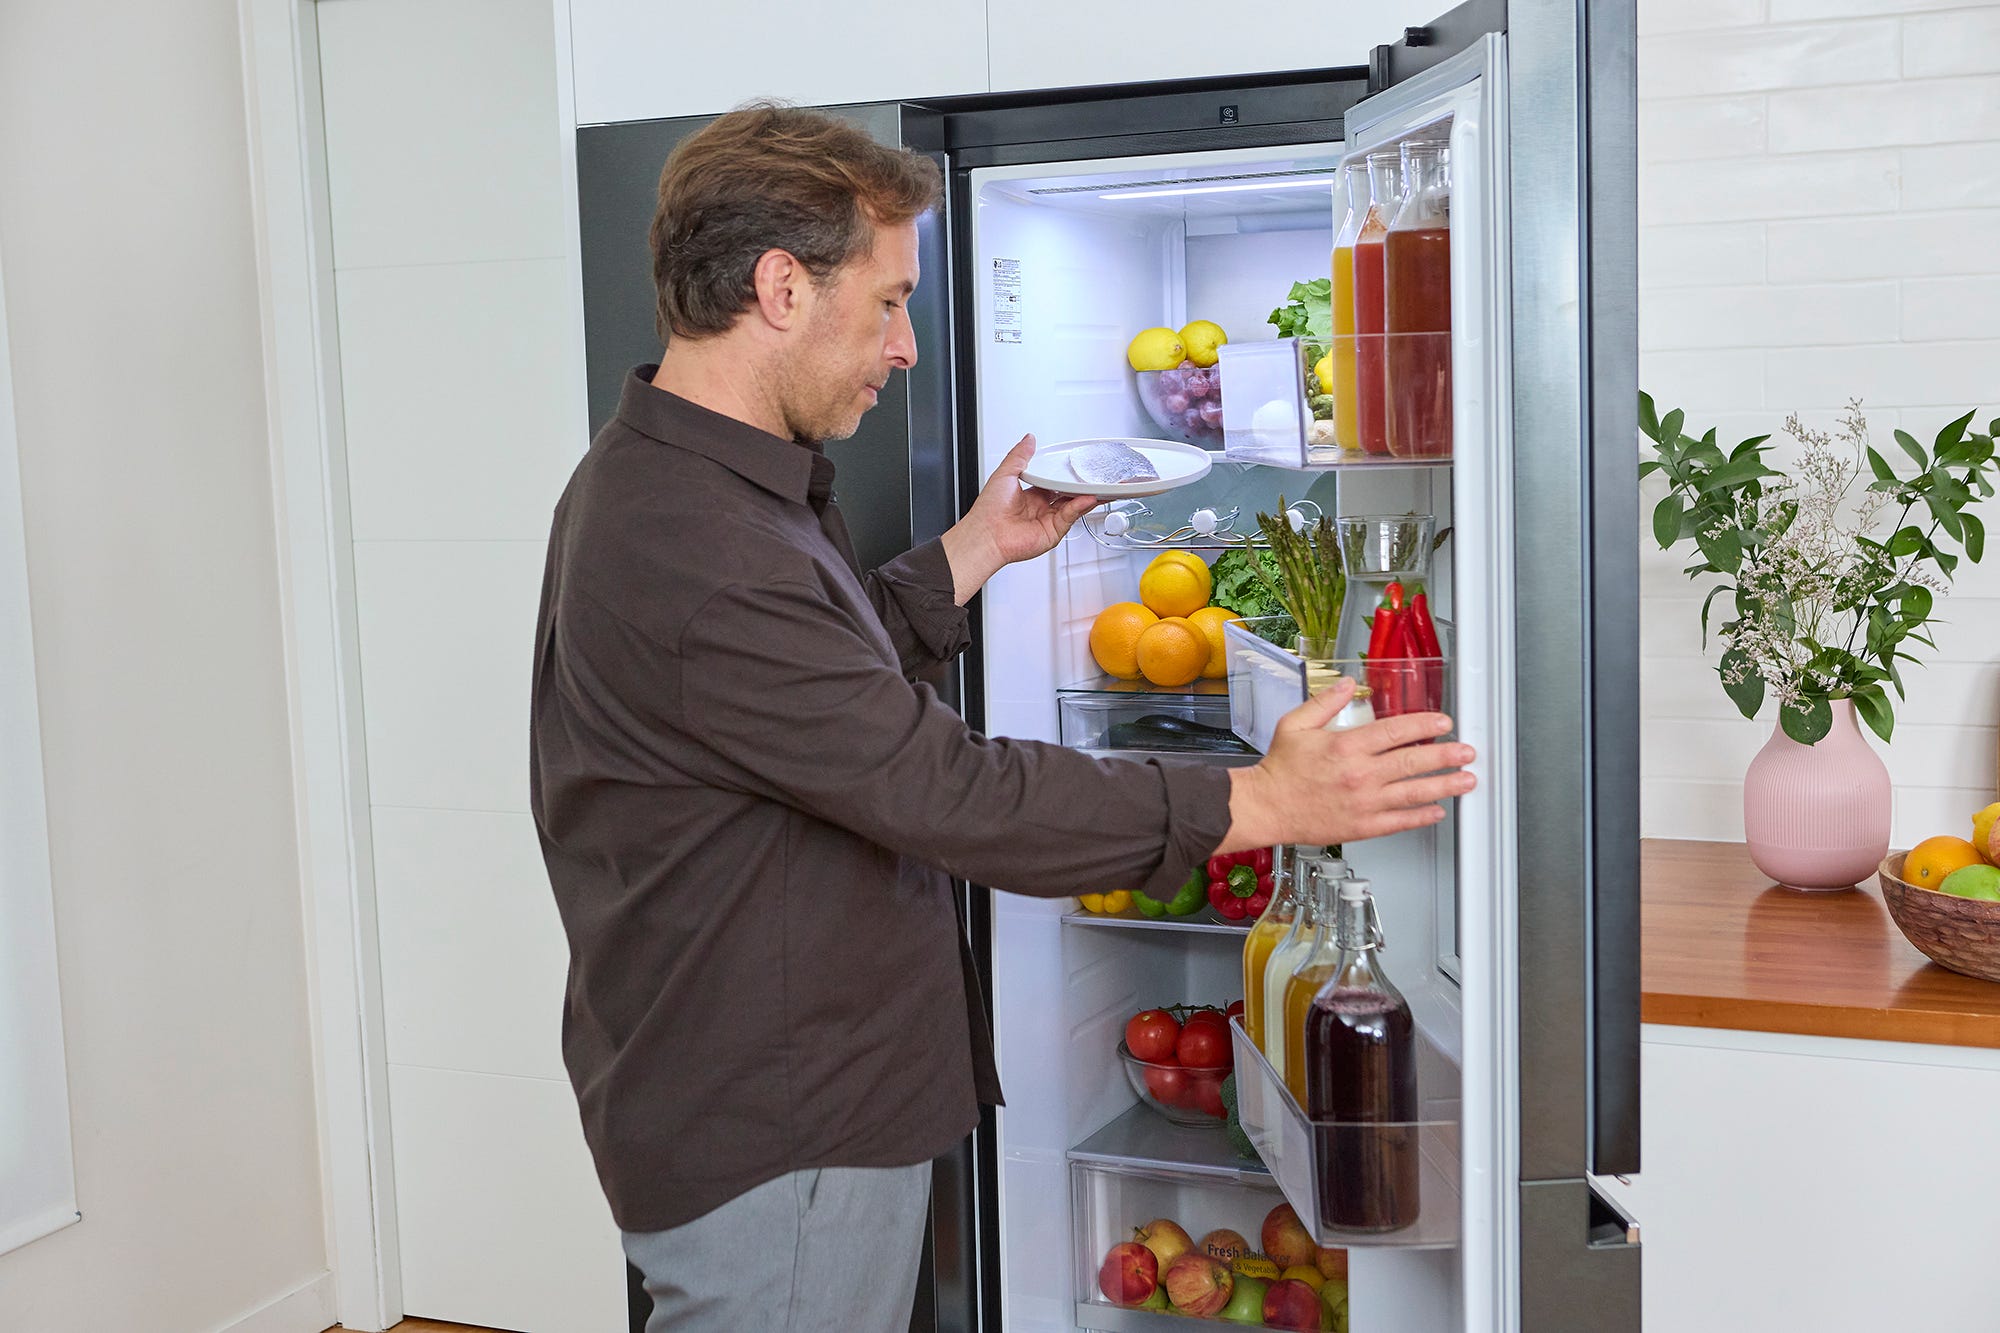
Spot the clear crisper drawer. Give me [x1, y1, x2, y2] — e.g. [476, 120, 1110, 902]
[1055, 677, 1251, 756]
[1227, 1018, 1460, 1250]
[1071, 1160, 1350, 1331]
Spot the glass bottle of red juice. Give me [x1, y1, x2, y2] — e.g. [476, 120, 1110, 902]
[1352, 150, 1402, 456]
[1304, 877, 1420, 1232]
[1385, 139, 1453, 459]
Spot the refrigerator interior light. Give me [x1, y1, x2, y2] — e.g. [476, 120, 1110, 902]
[1097, 177, 1335, 201]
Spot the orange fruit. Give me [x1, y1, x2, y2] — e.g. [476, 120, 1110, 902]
[1135, 617, 1208, 687]
[1904, 835, 1985, 890]
[1139, 557, 1209, 618]
[1089, 602, 1159, 680]
[1186, 605, 1243, 680]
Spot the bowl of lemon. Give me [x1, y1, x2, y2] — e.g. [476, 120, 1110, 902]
[1130, 321, 1228, 448]
[1879, 838, 2000, 984]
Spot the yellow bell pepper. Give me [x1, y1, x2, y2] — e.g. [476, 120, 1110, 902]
[1103, 890, 1133, 915]
[1079, 892, 1106, 913]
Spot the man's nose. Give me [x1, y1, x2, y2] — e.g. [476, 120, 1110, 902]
[888, 306, 917, 369]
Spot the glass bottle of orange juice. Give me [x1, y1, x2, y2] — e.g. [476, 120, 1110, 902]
[1242, 847, 1303, 1053]
[1283, 868, 1362, 1107]
[1262, 852, 1347, 1084]
[1330, 162, 1366, 450]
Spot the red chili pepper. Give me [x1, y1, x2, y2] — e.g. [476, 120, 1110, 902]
[1248, 846, 1273, 876]
[1385, 581, 1406, 612]
[1410, 592, 1444, 713]
[1366, 606, 1394, 705]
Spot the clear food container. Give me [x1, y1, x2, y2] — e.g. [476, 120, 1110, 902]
[1223, 617, 1452, 754]
[1135, 366, 1226, 447]
[1056, 678, 1246, 755]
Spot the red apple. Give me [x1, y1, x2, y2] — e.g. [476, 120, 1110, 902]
[1098, 1240, 1158, 1306]
[1263, 1277, 1324, 1331]
[1316, 1245, 1349, 1282]
[1199, 1227, 1252, 1264]
[1134, 1217, 1192, 1269]
[1261, 1202, 1318, 1270]
[1163, 1251, 1234, 1317]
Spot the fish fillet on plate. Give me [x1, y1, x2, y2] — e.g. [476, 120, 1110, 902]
[1068, 441, 1160, 486]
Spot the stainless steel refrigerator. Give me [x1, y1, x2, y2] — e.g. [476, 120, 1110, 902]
[576, 2, 1641, 1328]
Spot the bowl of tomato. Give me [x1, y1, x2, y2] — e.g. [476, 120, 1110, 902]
[1119, 1004, 1237, 1127]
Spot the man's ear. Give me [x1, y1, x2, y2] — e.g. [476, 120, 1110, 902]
[750, 248, 809, 331]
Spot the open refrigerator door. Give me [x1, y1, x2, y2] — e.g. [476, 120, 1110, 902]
[967, 35, 1512, 1333]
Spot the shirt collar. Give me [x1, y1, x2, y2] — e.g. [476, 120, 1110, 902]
[616, 366, 834, 510]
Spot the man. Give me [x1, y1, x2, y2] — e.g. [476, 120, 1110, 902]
[529, 103, 1475, 1332]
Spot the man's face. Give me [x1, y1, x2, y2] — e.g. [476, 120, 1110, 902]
[779, 218, 920, 444]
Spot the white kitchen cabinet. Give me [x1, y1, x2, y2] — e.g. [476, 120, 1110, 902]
[568, 0, 990, 125]
[986, 0, 1444, 94]
[1602, 1025, 2000, 1332]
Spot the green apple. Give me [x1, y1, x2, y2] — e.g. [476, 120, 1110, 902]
[1139, 1286, 1169, 1311]
[1218, 1275, 1269, 1325]
[1320, 1277, 1350, 1333]
[1941, 863, 2000, 901]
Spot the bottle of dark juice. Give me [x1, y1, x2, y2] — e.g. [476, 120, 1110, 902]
[1385, 139, 1452, 458]
[1304, 877, 1420, 1232]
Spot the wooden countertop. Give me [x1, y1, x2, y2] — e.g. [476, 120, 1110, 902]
[1642, 839, 2000, 1049]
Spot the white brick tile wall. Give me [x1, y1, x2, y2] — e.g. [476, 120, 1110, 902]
[1640, 96, 1770, 160]
[1639, 19, 1899, 97]
[1638, 0, 2000, 848]
[1901, 275, 2000, 339]
[1902, 7, 2000, 77]
[1640, 150, 1902, 222]
[1768, 74, 2000, 151]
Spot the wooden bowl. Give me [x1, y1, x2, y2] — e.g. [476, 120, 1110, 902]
[1878, 853, 2000, 984]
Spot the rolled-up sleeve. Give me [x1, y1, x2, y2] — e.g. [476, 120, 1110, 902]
[863, 537, 971, 679]
[676, 576, 1234, 901]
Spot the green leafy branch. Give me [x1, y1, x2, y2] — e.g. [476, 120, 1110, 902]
[1639, 394, 1999, 745]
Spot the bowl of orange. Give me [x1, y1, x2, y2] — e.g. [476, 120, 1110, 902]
[1878, 845, 2000, 984]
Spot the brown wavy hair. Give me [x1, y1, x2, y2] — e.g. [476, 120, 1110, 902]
[649, 102, 943, 344]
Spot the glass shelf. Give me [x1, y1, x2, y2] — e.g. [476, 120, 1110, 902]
[1063, 906, 1253, 935]
[1070, 1102, 1269, 1183]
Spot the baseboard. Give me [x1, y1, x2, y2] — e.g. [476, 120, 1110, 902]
[214, 1271, 339, 1333]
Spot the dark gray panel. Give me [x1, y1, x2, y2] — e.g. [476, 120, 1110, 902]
[1508, 0, 1642, 1189]
[1520, 1179, 1642, 1333]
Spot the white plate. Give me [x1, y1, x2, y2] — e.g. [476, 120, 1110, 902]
[1022, 438, 1215, 499]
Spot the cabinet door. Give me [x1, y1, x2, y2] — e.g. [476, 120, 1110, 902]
[987, 0, 1442, 93]
[569, 0, 989, 124]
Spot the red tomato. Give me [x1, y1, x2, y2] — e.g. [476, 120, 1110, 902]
[1176, 1020, 1230, 1070]
[1144, 1063, 1187, 1107]
[1188, 1072, 1227, 1118]
[1126, 1009, 1181, 1063]
[1225, 999, 1246, 1024]
[1248, 846, 1273, 876]
[1184, 1008, 1227, 1032]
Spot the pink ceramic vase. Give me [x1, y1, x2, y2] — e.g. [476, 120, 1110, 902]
[1742, 698, 1891, 891]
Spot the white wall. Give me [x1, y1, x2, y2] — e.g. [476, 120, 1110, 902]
[311, 0, 622, 1327]
[1636, 0, 2000, 850]
[0, 1, 329, 1330]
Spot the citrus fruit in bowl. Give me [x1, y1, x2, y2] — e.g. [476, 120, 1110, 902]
[1901, 835, 1984, 889]
[1878, 852, 2000, 984]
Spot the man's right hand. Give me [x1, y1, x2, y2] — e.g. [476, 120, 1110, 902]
[1217, 677, 1477, 855]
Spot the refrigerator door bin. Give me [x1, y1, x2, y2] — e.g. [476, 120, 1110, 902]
[1228, 1018, 1461, 1250]
[1224, 617, 1452, 753]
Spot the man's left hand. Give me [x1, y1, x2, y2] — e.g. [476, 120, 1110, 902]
[940, 434, 1101, 605]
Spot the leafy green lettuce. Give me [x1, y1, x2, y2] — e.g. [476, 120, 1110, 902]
[1209, 548, 1289, 621]
[1267, 278, 1334, 354]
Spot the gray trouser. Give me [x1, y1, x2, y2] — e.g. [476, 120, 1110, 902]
[622, 1163, 931, 1333]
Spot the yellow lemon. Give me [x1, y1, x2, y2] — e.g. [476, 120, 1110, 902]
[1281, 1265, 1325, 1291]
[1088, 602, 1159, 680]
[1972, 802, 2000, 864]
[1138, 560, 1209, 618]
[1187, 605, 1242, 680]
[1314, 353, 1334, 394]
[1179, 319, 1228, 368]
[1135, 618, 1209, 687]
[1127, 327, 1187, 372]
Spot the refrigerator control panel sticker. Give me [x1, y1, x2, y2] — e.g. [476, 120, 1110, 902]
[992, 258, 1022, 344]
